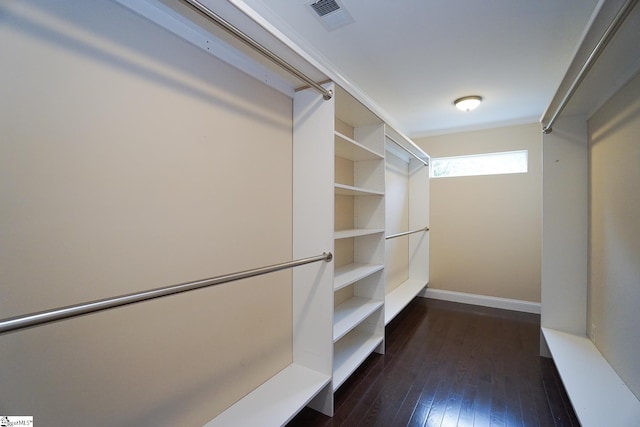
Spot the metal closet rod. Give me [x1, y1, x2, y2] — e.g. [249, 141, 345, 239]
[0, 252, 333, 335]
[386, 226, 429, 240]
[181, 0, 333, 100]
[387, 135, 429, 166]
[542, 0, 639, 134]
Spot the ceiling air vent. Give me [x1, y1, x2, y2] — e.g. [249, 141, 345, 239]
[310, 0, 340, 17]
[307, 0, 354, 31]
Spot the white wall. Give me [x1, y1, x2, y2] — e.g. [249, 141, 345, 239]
[0, 1, 293, 425]
[588, 71, 640, 399]
[414, 123, 542, 303]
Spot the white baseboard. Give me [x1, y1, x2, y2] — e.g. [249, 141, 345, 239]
[422, 288, 541, 314]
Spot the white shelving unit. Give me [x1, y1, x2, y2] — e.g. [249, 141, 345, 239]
[209, 87, 428, 425]
[332, 85, 386, 398]
[293, 82, 386, 416]
[384, 130, 430, 325]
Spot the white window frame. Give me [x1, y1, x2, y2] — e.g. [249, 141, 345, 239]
[430, 150, 528, 178]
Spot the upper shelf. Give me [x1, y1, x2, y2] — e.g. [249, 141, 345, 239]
[334, 86, 382, 129]
[335, 132, 384, 161]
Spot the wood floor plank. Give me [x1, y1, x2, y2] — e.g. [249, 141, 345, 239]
[473, 378, 493, 427]
[503, 375, 524, 427]
[456, 381, 478, 426]
[287, 298, 578, 427]
[389, 382, 424, 427]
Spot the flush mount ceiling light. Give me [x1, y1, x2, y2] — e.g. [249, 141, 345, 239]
[454, 95, 483, 112]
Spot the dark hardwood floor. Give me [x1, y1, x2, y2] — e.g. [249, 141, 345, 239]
[287, 298, 578, 427]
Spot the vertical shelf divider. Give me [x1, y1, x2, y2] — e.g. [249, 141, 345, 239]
[293, 82, 336, 415]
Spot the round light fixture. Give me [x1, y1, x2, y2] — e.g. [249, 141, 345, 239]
[454, 95, 482, 112]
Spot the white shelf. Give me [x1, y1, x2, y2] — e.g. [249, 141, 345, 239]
[335, 183, 384, 196]
[334, 263, 384, 291]
[542, 328, 640, 427]
[335, 131, 384, 160]
[385, 279, 427, 325]
[204, 363, 331, 427]
[333, 297, 383, 342]
[333, 330, 383, 391]
[335, 228, 384, 239]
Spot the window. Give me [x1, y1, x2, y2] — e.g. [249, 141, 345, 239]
[430, 150, 528, 178]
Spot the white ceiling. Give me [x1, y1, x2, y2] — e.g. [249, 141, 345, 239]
[235, 0, 601, 137]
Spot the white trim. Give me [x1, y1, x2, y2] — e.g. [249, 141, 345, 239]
[422, 288, 541, 314]
[411, 116, 541, 138]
